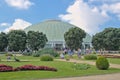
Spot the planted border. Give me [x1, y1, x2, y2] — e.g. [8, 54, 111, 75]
[0, 64, 57, 72]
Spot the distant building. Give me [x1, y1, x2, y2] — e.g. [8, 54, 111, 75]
[24, 20, 92, 49]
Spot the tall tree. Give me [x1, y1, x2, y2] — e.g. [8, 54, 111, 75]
[0, 32, 8, 51]
[64, 27, 86, 50]
[27, 31, 48, 51]
[92, 28, 120, 50]
[7, 30, 27, 51]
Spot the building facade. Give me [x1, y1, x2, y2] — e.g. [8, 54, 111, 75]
[24, 20, 92, 49]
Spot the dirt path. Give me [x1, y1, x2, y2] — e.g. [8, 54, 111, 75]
[43, 73, 120, 80]
[56, 59, 120, 69]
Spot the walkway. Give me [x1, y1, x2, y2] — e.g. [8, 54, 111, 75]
[43, 73, 120, 80]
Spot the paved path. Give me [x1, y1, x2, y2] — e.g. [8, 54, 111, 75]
[43, 73, 120, 80]
[56, 59, 120, 69]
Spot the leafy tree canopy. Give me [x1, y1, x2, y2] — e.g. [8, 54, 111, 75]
[92, 28, 120, 50]
[0, 32, 8, 51]
[7, 30, 27, 51]
[27, 31, 48, 51]
[64, 27, 86, 50]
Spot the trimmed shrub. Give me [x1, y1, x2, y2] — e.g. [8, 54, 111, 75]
[37, 48, 59, 57]
[5, 53, 13, 56]
[96, 56, 109, 70]
[33, 53, 40, 57]
[40, 54, 53, 61]
[84, 54, 97, 60]
[72, 63, 90, 70]
[92, 52, 97, 54]
[22, 52, 32, 56]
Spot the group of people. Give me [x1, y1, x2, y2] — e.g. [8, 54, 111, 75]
[60, 48, 82, 59]
[60, 48, 93, 59]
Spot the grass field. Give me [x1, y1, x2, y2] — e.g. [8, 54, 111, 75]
[107, 58, 120, 64]
[0, 55, 120, 80]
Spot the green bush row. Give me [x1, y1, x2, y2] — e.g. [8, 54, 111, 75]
[22, 48, 59, 57]
[84, 54, 97, 60]
[40, 54, 53, 61]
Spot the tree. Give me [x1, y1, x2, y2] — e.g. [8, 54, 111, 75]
[27, 31, 48, 51]
[92, 28, 120, 50]
[64, 27, 86, 50]
[0, 32, 8, 51]
[7, 30, 27, 51]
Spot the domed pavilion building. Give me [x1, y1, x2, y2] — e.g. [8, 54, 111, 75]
[24, 20, 92, 49]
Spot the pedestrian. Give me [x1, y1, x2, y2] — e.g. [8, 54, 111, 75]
[68, 49, 73, 58]
[77, 48, 81, 59]
[60, 53, 64, 59]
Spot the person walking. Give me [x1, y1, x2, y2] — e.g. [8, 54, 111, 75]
[77, 48, 81, 59]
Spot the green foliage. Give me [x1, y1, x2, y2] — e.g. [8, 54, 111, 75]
[64, 27, 86, 50]
[27, 31, 48, 51]
[22, 52, 32, 56]
[37, 48, 59, 57]
[33, 52, 40, 57]
[5, 53, 13, 56]
[7, 30, 27, 51]
[0, 32, 8, 51]
[84, 54, 97, 60]
[96, 56, 109, 70]
[92, 28, 120, 50]
[40, 54, 53, 61]
[72, 63, 90, 70]
[92, 52, 97, 54]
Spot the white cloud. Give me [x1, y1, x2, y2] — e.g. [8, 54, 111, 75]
[0, 23, 10, 27]
[59, 0, 109, 35]
[101, 3, 120, 19]
[5, 0, 33, 9]
[4, 19, 32, 32]
[89, 0, 120, 3]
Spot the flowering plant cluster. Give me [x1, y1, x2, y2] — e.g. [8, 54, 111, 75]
[15, 64, 57, 71]
[0, 64, 13, 72]
[0, 64, 57, 72]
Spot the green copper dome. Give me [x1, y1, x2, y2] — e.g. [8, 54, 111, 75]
[24, 20, 92, 43]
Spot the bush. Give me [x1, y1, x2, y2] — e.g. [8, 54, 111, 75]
[5, 53, 13, 56]
[96, 56, 109, 70]
[40, 54, 53, 61]
[92, 52, 97, 54]
[84, 54, 97, 60]
[72, 63, 90, 70]
[33, 53, 40, 57]
[22, 52, 32, 56]
[37, 48, 59, 57]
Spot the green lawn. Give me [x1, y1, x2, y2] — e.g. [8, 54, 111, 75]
[107, 58, 120, 64]
[0, 55, 120, 80]
[66, 54, 120, 64]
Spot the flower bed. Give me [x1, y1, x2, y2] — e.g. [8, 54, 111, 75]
[0, 64, 13, 72]
[0, 64, 57, 72]
[98, 54, 120, 58]
[15, 64, 57, 71]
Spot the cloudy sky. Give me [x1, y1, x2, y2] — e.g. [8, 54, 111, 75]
[0, 0, 120, 35]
